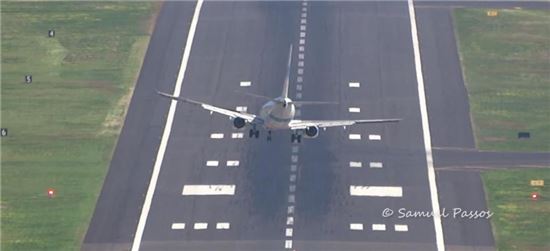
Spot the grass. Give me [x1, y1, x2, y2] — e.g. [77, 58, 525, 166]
[482, 169, 550, 251]
[1, 2, 158, 250]
[454, 8, 550, 152]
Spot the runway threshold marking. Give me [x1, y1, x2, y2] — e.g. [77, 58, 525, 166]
[395, 224, 409, 232]
[210, 133, 224, 139]
[372, 224, 386, 231]
[194, 222, 208, 230]
[206, 160, 219, 166]
[231, 132, 244, 138]
[349, 161, 362, 168]
[369, 162, 383, 168]
[216, 222, 230, 229]
[349, 82, 360, 88]
[240, 81, 251, 87]
[350, 223, 364, 231]
[349, 186, 403, 197]
[182, 185, 236, 195]
[368, 134, 381, 140]
[348, 107, 361, 113]
[131, 1, 205, 249]
[408, 0, 445, 249]
[349, 134, 361, 140]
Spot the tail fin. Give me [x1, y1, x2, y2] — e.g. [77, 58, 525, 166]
[281, 45, 293, 99]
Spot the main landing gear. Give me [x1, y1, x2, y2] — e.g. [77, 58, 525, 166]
[249, 125, 259, 139]
[291, 131, 302, 143]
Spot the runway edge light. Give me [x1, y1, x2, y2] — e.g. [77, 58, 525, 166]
[47, 188, 56, 198]
[530, 192, 540, 201]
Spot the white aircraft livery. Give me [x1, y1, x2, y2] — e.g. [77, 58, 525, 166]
[158, 45, 400, 143]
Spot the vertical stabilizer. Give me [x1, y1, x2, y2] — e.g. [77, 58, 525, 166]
[281, 45, 293, 99]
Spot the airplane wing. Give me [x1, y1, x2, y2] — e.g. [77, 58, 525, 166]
[288, 119, 400, 130]
[157, 91, 262, 124]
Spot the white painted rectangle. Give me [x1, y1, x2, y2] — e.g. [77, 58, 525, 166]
[288, 194, 295, 203]
[298, 53, 304, 59]
[348, 107, 361, 113]
[289, 184, 296, 192]
[194, 222, 208, 230]
[297, 68, 304, 75]
[226, 160, 240, 167]
[395, 224, 409, 232]
[296, 93, 302, 99]
[289, 174, 296, 182]
[287, 205, 295, 214]
[350, 223, 364, 231]
[349, 161, 363, 168]
[349, 186, 403, 197]
[372, 224, 386, 231]
[349, 82, 360, 88]
[349, 134, 362, 140]
[287, 216, 294, 225]
[171, 223, 186, 230]
[285, 228, 293, 237]
[297, 76, 303, 83]
[300, 25, 306, 31]
[216, 222, 230, 229]
[236, 106, 247, 112]
[298, 61, 304, 67]
[369, 134, 381, 141]
[301, 19, 307, 24]
[210, 133, 224, 139]
[292, 146, 300, 153]
[300, 32, 306, 38]
[296, 84, 303, 91]
[299, 38, 305, 44]
[231, 132, 244, 139]
[240, 81, 251, 87]
[285, 240, 293, 249]
[182, 185, 236, 195]
[291, 155, 298, 163]
[369, 162, 383, 168]
[206, 160, 219, 167]
[301, 12, 307, 18]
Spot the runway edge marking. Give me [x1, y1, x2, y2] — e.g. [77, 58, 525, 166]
[131, 0, 204, 250]
[407, 0, 445, 250]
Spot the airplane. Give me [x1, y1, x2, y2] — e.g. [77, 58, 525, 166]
[158, 45, 400, 143]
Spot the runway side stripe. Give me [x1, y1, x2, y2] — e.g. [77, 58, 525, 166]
[350, 186, 403, 197]
[407, 0, 445, 250]
[182, 185, 236, 195]
[131, 1, 204, 250]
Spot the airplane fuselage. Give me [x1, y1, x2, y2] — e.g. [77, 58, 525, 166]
[259, 97, 295, 130]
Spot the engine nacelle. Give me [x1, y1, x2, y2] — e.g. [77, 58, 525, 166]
[304, 126, 319, 138]
[233, 117, 246, 129]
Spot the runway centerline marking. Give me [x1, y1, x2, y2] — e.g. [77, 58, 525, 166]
[369, 162, 383, 168]
[349, 161, 363, 168]
[348, 107, 361, 113]
[182, 185, 235, 195]
[210, 133, 224, 139]
[231, 132, 244, 138]
[240, 81, 251, 87]
[408, 0, 445, 249]
[216, 222, 230, 229]
[350, 186, 403, 197]
[235, 106, 247, 112]
[226, 160, 240, 167]
[206, 160, 219, 167]
[171, 223, 186, 230]
[350, 223, 364, 231]
[395, 224, 409, 232]
[349, 134, 362, 140]
[349, 82, 360, 88]
[368, 134, 381, 140]
[194, 222, 208, 230]
[372, 224, 386, 231]
[131, 0, 204, 250]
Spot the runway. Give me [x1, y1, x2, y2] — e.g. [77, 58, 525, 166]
[83, 1, 548, 251]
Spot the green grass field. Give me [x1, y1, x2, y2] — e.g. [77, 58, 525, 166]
[454, 8, 550, 152]
[482, 169, 550, 250]
[1, 2, 157, 250]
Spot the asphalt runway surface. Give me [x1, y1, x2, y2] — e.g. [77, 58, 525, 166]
[83, 1, 549, 251]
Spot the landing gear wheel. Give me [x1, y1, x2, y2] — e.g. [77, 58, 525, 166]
[297, 135, 302, 143]
[254, 130, 260, 138]
[267, 131, 272, 141]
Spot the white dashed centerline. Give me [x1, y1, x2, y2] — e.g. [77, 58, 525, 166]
[372, 224, 386, 231]
[349, 161, 363, 168]
[240, 81, 251, 87]
[369, 162, 383, 168]
[206, 160, 219, 167]
[349, 134, 362, 140]
[171, 223, 186, 230]
[194, 222, 208, 230]
[395, 224, 409, 232]
[349, 82, 360, 88]
[350, 223, 364, 231]
[210, 133, 224, 139]
[368, 134, 381, 141]
[216, 222, 230, 229]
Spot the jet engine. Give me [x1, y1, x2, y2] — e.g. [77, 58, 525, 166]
[304, 125, 319, 138]
[233, 117, 246, 129]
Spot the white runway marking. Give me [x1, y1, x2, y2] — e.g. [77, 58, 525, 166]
[210, 133, 224, 139]
[349, 82, 360, 88]
[350, 223, 364, 231]
[206, 160, 219, 167]
[300, 32, 306, 38]
[298, 61, 304, 67]
[286, 216, 294, 225]
[298, 53, 304, 59]
[182, 185, 235, 195]
[290, 164, 297, 172]
[288, 195, 295, 203]
[289, 184, 296, 192]
[235, 106, 247, 112]
[369, 162, 383, 168]
[194, 222, 208, 230]
[299, 38, 305, 44]
[286, 228, 293, 237]
[296, 84, 303, 90]
[301, 19, 307, 24]
[408, 0, 445, 249]
[395, 224, 409, 232]
[291, 155, 298, 163]
[296, 93, 302, 99]
[226, 160, 239, 167]
[372, 224, 386, 231]
[297, 76, 303, 83]
[300, 25, 306, 31]
[349, 161, 363, 168]
[301, 12, 307, 18]
[348, 107, 361, 113]
[216, 222, 230, 229]
[285, 240, 293, 249]
[287, 205, 295, 214]
[368, 134, 381, 141]
[292, 146, 299, 153]
[231, 132, 244, 138]
[297, 68, 304, 75]
[289, 174, 297, 182]
[349, 186, 403, 197]
[131, 0, 204, 250]
[349, 134, 362, 140]
[171, 223, 186, 230]
[240, 81, 251, 87]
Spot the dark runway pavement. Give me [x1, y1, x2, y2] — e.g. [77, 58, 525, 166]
[83, 1, 549, 251]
